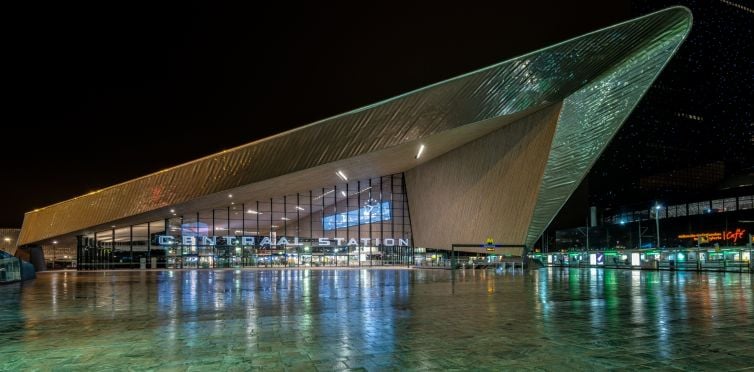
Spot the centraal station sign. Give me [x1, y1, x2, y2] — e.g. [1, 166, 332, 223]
[157, 235, 410, 247]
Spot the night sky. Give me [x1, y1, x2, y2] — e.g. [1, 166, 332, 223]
[3, 1, 637, 227]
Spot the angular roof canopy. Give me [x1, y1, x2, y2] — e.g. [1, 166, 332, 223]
[19, 7, 692, 247]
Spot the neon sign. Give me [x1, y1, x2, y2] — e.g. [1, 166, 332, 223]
[677, 228, 746, 244]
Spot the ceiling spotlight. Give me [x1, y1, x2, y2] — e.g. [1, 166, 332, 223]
[228, 194, 233, 198]
[336, 170, 348, 181]
[281, 217, 291, 221]
[341, 191, 347, 197]
[170, 209, 175, 213]
[295, 206, 305, 211]
[416, 144, 425, 159]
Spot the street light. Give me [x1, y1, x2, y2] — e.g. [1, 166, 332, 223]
[52, 240, 58, 270]
[619, 219, 633, 250]
[638, 217, 642, 249]
[654, 204, 662, 249]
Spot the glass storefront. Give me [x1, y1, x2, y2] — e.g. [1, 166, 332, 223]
[76, 173, 413, 270]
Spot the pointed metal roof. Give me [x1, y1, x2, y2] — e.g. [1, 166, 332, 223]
[19, 7, 692, 246]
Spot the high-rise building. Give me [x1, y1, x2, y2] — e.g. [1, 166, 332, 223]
[543, 1, 753, 253]
[587, 0, 753, 211]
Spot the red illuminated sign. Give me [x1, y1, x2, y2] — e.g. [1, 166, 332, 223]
[678, 228, 746, 244]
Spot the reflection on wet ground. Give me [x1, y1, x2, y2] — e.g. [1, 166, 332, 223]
[1, 268, 752, 370]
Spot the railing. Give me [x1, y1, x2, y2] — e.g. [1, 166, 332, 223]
[538, 247, 753, 273]
[414, 259, 525, 270]
[0, 257, 22, 283]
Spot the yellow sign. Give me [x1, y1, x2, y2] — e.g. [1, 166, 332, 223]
[485, 237, 495, 251]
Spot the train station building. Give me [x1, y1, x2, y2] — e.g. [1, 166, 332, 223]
[16, 8, 692, 270]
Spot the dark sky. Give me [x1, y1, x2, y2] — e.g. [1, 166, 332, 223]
[3, 1, 633, 227]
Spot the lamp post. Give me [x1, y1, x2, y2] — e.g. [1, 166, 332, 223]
[638, 218, 642, 249]
[52, 240, 58, 270]
[654, 204, 662, 249]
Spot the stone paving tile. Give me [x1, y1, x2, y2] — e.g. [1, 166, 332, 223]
[0, 268, 752, 370]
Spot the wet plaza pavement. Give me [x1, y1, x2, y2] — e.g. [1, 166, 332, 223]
[1, 268, 753, 371]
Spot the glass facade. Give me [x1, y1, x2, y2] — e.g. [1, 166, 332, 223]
[0, 250, 22, 283]
[76, 173, 413, 270]
[554, 195, 754, 251]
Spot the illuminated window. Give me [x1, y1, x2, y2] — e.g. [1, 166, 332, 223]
[723, 198, 737, 212]
[674, 204, 687, 217]
[711, 199, 724, 212]
[667, 205, 677, 218]
[739, 195, 753, 210]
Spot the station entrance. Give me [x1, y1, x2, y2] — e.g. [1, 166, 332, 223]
[449, 242, 527, 274]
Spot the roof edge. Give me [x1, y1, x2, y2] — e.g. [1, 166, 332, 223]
[24, 7, 692, 216]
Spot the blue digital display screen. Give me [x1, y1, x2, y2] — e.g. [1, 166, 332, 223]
[181, 222, 209, 236]
[323, 201, 391, 231]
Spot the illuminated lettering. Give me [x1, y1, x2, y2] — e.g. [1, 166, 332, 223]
[158, 236, 175, 245]
[154, 235, 411, 247]
[677, 228, 746, 244]
[726, 228, 745, 243]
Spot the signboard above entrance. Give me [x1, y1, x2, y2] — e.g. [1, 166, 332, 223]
[323, 201, 391, 231]
[485, 237, 495, 252]
[156, 235, 409, 247]
[677, 228, 746, 244]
